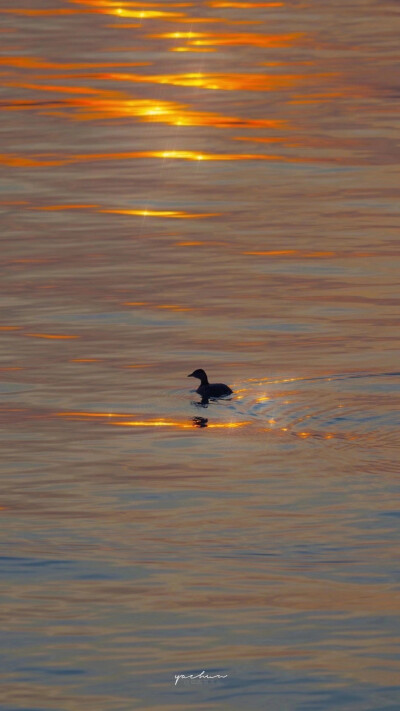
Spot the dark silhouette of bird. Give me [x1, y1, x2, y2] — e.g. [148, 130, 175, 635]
[187, 368, 233, 399]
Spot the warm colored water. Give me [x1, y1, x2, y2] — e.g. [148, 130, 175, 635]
[1, 0, 399, 709]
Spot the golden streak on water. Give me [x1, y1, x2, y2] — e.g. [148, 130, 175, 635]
[247, 376, 299, 383]
[57, 412, 132, 418]
[158, 31, 205, 39]
[0, 8, 98, 15]
[122, 364, 151, 368]
[170, 46, 216, 52]
[69, 0, 192, 6]
[113, 420, 250, 429]
[175, 241, 204, 246]
[4, 144, 359, 167]
[56, 412, 250, 429]
[1, 150, 301, 167]
[2, 88, 287, 130]
[0, 57, 151, 69]
[123, 302, 193, 312]
[27, 204, 219, 219]
[69, 358, 101, 362]
[25, 333, 80, 339]
[153, 17, 261, 26]
[104, 70, 321, 92]
[155, 304, 193, 311]
[151, 30, 304, 48]
[109, 9, 184, 19]
[100, 208, 221, 219]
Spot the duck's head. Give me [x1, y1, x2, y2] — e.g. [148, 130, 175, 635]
[188, 368, 208, 382]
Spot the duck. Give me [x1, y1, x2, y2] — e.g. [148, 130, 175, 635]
[188, 368, 233, 398]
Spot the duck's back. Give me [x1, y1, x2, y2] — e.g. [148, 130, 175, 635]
[197, 382, 233, 397]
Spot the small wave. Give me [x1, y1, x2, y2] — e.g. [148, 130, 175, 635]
[224, 371, 400, 450]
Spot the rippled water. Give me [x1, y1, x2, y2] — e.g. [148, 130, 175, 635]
[1, 0, 399, 709]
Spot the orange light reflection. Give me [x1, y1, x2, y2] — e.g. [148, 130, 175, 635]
[56, 411, 249, 429]
[3, 90, 286, 130]
[26, 333, 79, 339]
[0, 8, 97, 15]
[69, 0, 192, 7]
[70, 358, 100, 362]
[151, 30, 304, 49]
[104, 70, 318, 92]
[113, 420, 250, 429]
[0, 149, 292, 168]
[124, 301, 193, 312]
[71, 0, 192, 4]
[28, 204, 219, 219]
[156, 304, 193, 311]
[1, 5, 186, 19]
[170, 47, 215, 53]
[122, 364, 151, 368]
[100, 208, 220, 219]
[110, 9, 185, 19]
[161, 17, 262, 25]
[0, 57, 150, 70]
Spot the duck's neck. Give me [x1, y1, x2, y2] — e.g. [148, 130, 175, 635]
[199, 373, 209, 386]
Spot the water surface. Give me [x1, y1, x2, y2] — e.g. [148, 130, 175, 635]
[1, 0, 399, 709]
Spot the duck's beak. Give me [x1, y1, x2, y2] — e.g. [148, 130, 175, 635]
[188, 372, 195, 377]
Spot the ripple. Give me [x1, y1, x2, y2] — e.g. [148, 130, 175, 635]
[231, 372, 400, 454]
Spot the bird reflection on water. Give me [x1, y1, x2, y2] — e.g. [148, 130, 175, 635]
[192, 416, 209, 428]
[191, 394, 210, 408]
